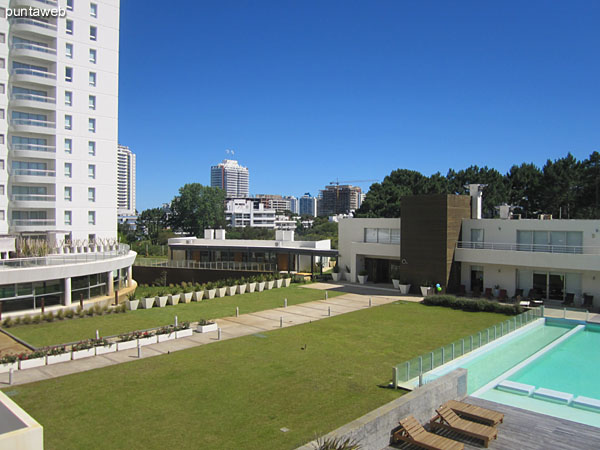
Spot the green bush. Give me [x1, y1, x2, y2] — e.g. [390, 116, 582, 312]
[65, 309, 75, 319]
[423, 295, 523, 315]
[43, 312, 55, 322]
[32, 314, 42, 324]
[22, 315, 32, 325]
[2, 317, 14, 328]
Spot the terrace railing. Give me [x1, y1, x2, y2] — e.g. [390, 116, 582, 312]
[392, 307, 544, 388]
[456, 241, 600, 255]
[134, 258, 276, 273]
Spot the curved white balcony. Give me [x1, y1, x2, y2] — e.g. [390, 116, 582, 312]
[9, 168, 56, 183]
[10, 43, 57, 63]
[9, 18, 57, 38]
[9, 143, 56, 159]
[9, 118, 56, 135]
[10, 68, 56, 87]
[10, 93, 56, 110]
[10, 219, 56, 233]
[10, 0, 58, 11]
[10, 194, 56, 208]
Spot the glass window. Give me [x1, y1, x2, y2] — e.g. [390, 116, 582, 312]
[88, 118, 96, 132]
[391, 229, 400, 244]
[534, 231, 549, 251]
[90, 3, 98, 17]
[378, 228, 391, 244]
[88, 187, 95, 202]
[65, 114, 72, 130]
[567, 232, 583, 254]
[364, 228, 378, 243]
[65, 67, 73, 82]
[64, 210, 72, 225]
[89, 48, 96, 63]
[90, 26, 97, 40]
[88, 141, 96, 156]
[88, 211, 96, 225]
[65, 163, 72, 178]
[64, 187, 72, 201]
[64, 138, 72, 153]
[88, 164, 95, 178]
[67, 0, 74, 10]
[89, 72, 96, 86]
[89, 95, 96, 110]
[65, 91, 72, 106]
[66, 43, 73, 58]
[66, 19, 74, 35]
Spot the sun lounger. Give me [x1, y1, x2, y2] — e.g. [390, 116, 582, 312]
[393, 415, 464, 450]
[430, 405, 498, 448]
[443, 400, 504, 426]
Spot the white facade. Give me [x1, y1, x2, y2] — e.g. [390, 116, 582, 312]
[285, 195, 298, 214]
[0, 0, 120, 246]
[210, 159, 249, 198]
[299, 193, 317, 216]
[117, 143, 134, 216]
[225, 198, 275, 228]
[275, 214, 296, 231]
[456, 218, 600, 307]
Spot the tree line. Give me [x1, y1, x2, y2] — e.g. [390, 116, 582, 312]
[357, 152, 600, 219]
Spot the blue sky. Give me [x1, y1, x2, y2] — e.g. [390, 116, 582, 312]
[118, 1, 600, 211]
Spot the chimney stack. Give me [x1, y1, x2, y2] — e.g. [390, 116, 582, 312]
[468, 184, 486, 219]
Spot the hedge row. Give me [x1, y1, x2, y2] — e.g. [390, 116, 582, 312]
[422, 294, 523, 315]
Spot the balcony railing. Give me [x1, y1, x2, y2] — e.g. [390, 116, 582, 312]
[11, 219, 56, 227]
[456, 241, 600, 255]
[10, 143, 56, 153]
[10, 118, 56, 129]
[9, 18, 58, 32]
[10, 168, 56, 177]
[11, 93, 56, 104]
[11, 43, 57, 56]
[135, 258, 277, 272]
[11, 194, 56, 202]
[11, 68, 56, 80]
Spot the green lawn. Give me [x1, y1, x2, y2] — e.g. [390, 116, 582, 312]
[9, 285, 341, 348]
[4, 302, 506, 450]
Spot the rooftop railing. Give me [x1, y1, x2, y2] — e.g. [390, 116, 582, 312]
[134, 258, 276, 272]
[456, 241, 600, 255]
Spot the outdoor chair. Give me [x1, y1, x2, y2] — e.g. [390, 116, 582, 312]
[430, 405, 498, 448]
[498, 289, 508, 301]
[393, 415, 464, 450]
[484, 288, 493, 299]
[443, 400, 504, 427]
[562, 293, 574, 307]
[583, 294, 594, 310]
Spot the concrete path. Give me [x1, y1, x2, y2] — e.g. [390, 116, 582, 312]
[0, 288, 403, 387]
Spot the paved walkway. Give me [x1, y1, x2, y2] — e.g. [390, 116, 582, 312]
[0, 286, 403, 387]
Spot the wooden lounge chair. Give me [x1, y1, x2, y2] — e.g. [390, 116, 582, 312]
[443, 400, 504, 426]
[430, 405, 498, 448]
[393, 415, 464, 450]
[498, 289, 508, 301]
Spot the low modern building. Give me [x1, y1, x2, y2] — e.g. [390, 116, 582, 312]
[274, 215, 296, 231]
[225, 198, 276, 228]
[169, 229, 335, 273]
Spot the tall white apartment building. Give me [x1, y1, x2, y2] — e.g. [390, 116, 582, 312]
[285, 195, 299, 215]
[0, 0, 119, 246]
[299, 193, 318, 217]
[117, 143, 135, 216]
[210, 159, 249, 198]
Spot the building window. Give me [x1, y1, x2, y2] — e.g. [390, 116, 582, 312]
[65, 91, 73, 106]
[66, 43, 73, 58]
[88, 211, 96, 225]
[0, 211, 4, 221]
[90, 3, 98, 17]
[0, 33, 5, 43]
[67, 0, 74, 11]
[89, 95, 96, 110]
[88, 164, 95, 179]
[88, 118, 96, 132]
[0, 8, 5, 19]
[65, 115, 72, 130]
[90, 26, 97, 41]
[0, 160, 4, 170]
[0, 110, 4, 119]
[89, 49, 97, 63]
[0, 134, 4, 144]
[88, 187, 95, 202]
[364, 228, 400, 244]
[66, 19, 74, 35]
[0, 185, 4, 195]
[0, 84, 4, 94]
[64, 211, 72, 225]
[88, 141, 96, 156]
[65, 138, 72, 153]
[89, 72, 96, 86]
[0, 58, 4, 69]
[65, 163, 72, 178]
[65, 67, 73, 82]
[64, 187, 72, 201]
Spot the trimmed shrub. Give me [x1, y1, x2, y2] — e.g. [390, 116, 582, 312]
[423, 295, 523, 315]
[2, 317, 14, 328]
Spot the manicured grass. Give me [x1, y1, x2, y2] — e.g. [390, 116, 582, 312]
[8, 284, 341, 348]
[4, 302, 506, 450]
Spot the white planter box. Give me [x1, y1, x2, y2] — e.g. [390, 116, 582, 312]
[275, 279, 283, 288]
[283, 278, 291, 287]
[141, 297, 155, 309]
[216, 287, 227, 298]
[238, 284, 247, 294]
[246, 282, 256, 293]
[205, 289, 216, 299]
[46, 353, 71, 365]
[266, 281, 275, 290]
[399, 284, 411, 295]
[156, 296, 168, 308]
[420, 286, 431, 297]
[358, 275, 368, 285]
[197, 323, 218, 333]
[127, 299, 139, 311]
[344, 272, 353, 282]
[175, 328, 193, 338]
[226, 285, 238, 296]
[182, 292, 193, 303]
[392, 279, 400, 289]
[257, 282, 265, 292]
[157, 333, 176, 343]
[117, 340, 138, 351]
[95, 344, 117, 355]
[331, 273, 340, 281]
[193, 291, 204, 301]
[138, 336, 158, 346]
[0, 361, 18, 373]
[19, 357, 46, 370]
[168, 294, 181, 306]
[72, 348, 95, 360]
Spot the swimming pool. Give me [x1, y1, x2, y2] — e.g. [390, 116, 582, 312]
[424, 318, 600, 428]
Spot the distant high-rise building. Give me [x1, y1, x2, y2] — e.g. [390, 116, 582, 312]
[210, 159, 249, 198]
[299, 193, 318, 217]
[117, 145, 136, 216]
[319, 185, 361, 216]
[285, 196, 299, 215]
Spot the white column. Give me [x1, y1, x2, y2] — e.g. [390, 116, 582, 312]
[127, 265, 133, 286]
[64, 277, 72, 306]
[107, 271, 114, 295]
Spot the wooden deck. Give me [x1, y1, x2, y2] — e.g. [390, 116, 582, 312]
[388, 397, 600, 450]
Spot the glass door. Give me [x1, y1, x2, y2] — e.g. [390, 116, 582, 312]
[548, 273, 565, 300]
[532, 273, 547, 299]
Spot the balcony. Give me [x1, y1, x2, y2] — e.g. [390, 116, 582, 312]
[454, 241, 600, 272]
[9, 118, 56, 135]
[9, 168, 56, 183]
[10, 0, 58, 10]
[9, 18, 57, 38]
[9, 143, 56, 159]
[10, 42, 57, 63]
[10, 219, 57, 232]
[10, 93, 56, 111]
[10, 68, 56, 87]
[10, 194, 56, 208]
